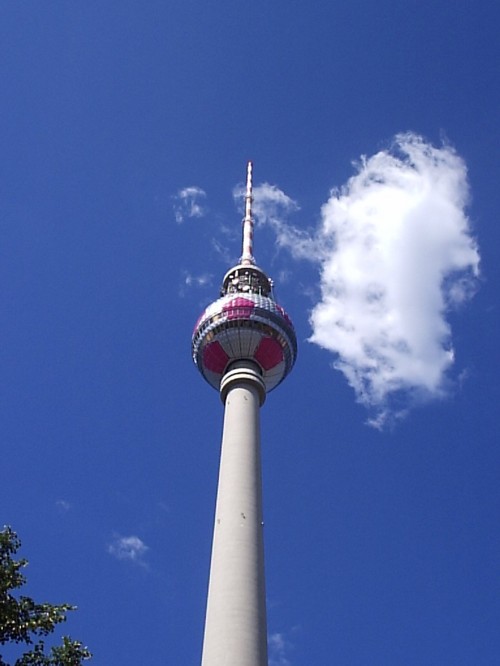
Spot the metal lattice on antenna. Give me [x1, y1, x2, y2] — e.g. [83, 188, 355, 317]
[240, 161, 255, 266]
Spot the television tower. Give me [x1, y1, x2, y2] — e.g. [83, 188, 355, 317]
[192, 162, 297, 665]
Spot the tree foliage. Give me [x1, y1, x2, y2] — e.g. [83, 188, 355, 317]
[0, 527, 91, 666]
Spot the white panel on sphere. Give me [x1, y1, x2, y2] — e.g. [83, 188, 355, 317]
[219, 328, 239, 358]
[239, 327, 261, 357]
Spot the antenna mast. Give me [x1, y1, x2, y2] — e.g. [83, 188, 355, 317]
[240, 161, 255, 265]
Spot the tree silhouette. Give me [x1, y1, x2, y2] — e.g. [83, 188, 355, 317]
[0, 527, 91, 666]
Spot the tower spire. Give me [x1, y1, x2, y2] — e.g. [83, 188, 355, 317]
[240, 160, 255, 265]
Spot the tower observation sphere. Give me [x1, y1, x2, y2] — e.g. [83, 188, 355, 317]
[192, 162, 297, 666]
[192, 265, 297, 393]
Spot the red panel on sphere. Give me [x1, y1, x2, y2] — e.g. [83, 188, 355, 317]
[203, 341, 229, 373]
[223, 297, 255, 320]
[254, 337, 284, 370]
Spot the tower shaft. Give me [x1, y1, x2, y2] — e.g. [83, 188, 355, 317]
[201, 362, 268, 666]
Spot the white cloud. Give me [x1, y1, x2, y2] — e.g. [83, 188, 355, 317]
[55, 499, 71, 512]
[107, 535, 149, 565]
[173, 186, 207, 224]
[268, 632, 292, 666]
[308, 134, 479, 423]
[246, 134, 480, 425]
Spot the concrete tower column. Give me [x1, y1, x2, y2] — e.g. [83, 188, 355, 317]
[201, 361, 268, 666]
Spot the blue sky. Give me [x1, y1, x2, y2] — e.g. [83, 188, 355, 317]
[1, 2, 499, 664]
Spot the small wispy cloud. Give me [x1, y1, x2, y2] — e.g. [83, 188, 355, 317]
[184, 272, 212, 288]
[107, 535, 149, 566]
[233, 182, 314, 259]
[211, 237, 233, 265]
[55, 499, 71, 513]
[179, 271, 213, 297]
[172, 186, 207, 224]
[276, 269, 292, 284]
[268, 632, 292, 666]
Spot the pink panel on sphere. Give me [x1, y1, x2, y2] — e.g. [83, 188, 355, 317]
[223, 297, 255, 320]
[203, 341, 229, 373]
[254, 337, 284, 370]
